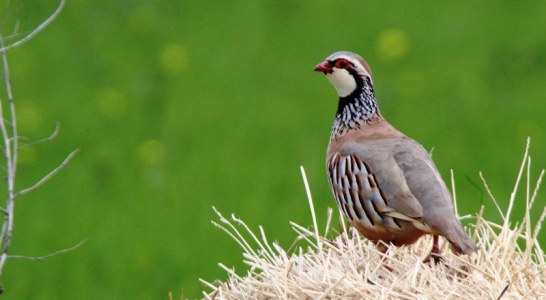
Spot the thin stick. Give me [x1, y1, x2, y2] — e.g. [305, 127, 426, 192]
[480, 172, 504, 220]
[0, 0, 69, 278]
[338, 209, 348, 235]
[324, 207, 333, 237]
[529, 169, 545, 210]
[19, 122, 61, 149]
[0, 36, 17, 278]
[300, 166, 321, 250]
[531, 205, 546, 244]
[495, 282, 510, 300]
[8, 239, 87, 261]
[505, 137, 530, 231]
[0, 0, 66, 53]
[17, 149, 80, 197]
[524, 156, 532, 260]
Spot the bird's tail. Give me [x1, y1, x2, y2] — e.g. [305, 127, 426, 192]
[443, 220, 478, 255]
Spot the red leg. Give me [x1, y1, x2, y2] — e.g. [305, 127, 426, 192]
[378, 243, 393, 271]
[424, 235, 444, 264]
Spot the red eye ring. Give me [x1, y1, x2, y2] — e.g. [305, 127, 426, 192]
[334, 59, 351, 69]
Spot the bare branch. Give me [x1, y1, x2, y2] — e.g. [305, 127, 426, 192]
[16, 149, 80, 197]
[0, 0, 65, 53]
[8, 238, 87, 261]
[19, 122, 61, 149]
[4, 34, 19, 175]
[0, 39, 13, 173]
[0, 0, 72, 283]
[0, 34, 17, 279]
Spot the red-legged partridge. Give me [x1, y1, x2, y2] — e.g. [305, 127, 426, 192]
[314, 51, 478, 261]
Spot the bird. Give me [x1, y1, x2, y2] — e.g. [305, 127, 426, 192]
[313, 51, 478, 262]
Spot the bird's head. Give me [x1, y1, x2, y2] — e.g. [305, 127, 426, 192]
[314, 51, 373, 98]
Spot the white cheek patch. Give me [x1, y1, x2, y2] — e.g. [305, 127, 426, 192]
[326, 69, 357, 97]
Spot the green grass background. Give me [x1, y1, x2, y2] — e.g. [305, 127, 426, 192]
[0, 0, 545, 298]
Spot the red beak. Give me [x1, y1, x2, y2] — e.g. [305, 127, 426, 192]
[314, 60, 333, 74]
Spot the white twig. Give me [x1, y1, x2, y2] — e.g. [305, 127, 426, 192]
[8, 238, 87, 261]
[0, 35, 17, 278]
[0, 0, 71, 281]
[19, 122, 61, 149]
[17, 149, 79, 197]
[0, 0, 66, 53]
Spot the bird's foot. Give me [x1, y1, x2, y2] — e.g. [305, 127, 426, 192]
[424, 235, 444, 265]
[378, 244, 394, 271]
[423, 252, 444, 265]
[381, 263, 394, 272]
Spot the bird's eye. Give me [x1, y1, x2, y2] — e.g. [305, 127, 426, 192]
[335, 59, 351, 69]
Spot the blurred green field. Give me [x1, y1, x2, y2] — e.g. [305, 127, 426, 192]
[0, 0, 545, 299]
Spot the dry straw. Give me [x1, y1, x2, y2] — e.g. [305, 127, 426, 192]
[201, 138, 546, 299]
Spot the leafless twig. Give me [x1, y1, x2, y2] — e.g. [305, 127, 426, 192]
[0, 34, 18, 278]
[17, 148, 80, 197]
[0, 0, 66, 53]
[19, 122, 61, 149]
[8, 238, 87, 261]
[0, 0, 73, 282]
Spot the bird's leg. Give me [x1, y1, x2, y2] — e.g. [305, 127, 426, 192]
[424, 235, 444, 264]
[377, 243, 393, 271]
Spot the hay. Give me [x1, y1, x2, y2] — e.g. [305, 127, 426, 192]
[201, 139, 546, 299]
